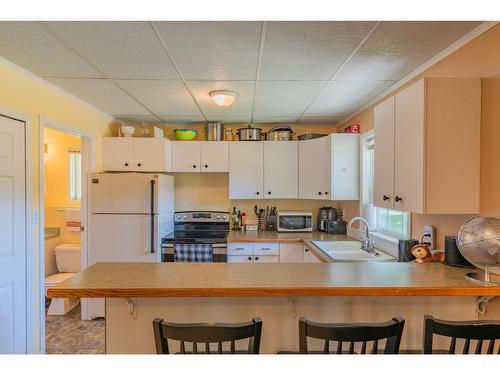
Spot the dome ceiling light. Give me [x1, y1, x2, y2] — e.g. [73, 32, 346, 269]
[209, 90, 238, 107]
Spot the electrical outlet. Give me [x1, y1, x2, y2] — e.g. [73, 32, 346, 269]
[423, 225, 435, 250]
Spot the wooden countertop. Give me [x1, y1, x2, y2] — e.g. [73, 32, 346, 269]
[47, 262, 500, 298]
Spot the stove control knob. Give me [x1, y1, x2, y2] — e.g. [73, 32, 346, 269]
[176, 215, 182, 220]
[223, 215, 227, 220]
[216, 215, 221, 219]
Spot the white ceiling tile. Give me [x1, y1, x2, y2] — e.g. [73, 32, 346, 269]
[160, 116, 206, 123]
[46, 78, 151, 116]
[0, 22, 102, 78]
[260, 22, 375, 81]
[305, 80, 396, 116]
[154, 21, 262, 80]
[335, 22, 481, 81]
[253, 116, 298, 124]
[186, 80, 254, 117]
[44, 21, 179, 79]
[115, 115, 162, 124]
[254, 81, 324, 116]
[116, 80, 202, 116]
[297, 116, 344, 124]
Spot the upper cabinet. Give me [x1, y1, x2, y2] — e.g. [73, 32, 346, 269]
[263, 142, 298, 199]
[298, 134, 359, 201]
[172, 141, 229, 173]
[102, 137, 172, 172]
[374, 78, 481, 214]
[229, 142, 264, 199]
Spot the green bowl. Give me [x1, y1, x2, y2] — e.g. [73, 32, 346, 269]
[174, 129, 197, 141]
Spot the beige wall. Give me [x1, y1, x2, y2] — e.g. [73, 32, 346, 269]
[337, 24, 500, 249]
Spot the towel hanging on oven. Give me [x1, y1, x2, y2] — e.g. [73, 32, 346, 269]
[174, 243, 213, 263]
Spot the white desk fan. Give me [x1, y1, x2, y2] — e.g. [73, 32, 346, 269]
[457, 216, 500, 285]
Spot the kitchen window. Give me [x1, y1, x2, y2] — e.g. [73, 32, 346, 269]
[360, 130, 410, 240]
[68, 148, 81, 201]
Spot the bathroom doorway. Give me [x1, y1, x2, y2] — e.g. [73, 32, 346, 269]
[39, 118, 103, 353]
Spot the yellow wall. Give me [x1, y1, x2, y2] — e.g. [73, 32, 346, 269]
[43, 127, 81, 206]
[337, 24, 500, 249]
[0, 58, 116, 353]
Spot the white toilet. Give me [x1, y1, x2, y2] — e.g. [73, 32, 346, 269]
[45, 243, 81, 315]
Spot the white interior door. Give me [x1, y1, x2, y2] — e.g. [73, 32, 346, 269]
[264, 141, 298, 198]
[0, 115, 26, 354]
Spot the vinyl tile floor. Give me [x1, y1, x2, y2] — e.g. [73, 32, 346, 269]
[45, 304, 105, 354]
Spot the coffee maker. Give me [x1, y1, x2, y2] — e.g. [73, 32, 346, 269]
[317, 207, 337, 232]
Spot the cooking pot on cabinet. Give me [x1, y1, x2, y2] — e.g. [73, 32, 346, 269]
[266, 124, 295, 141]
[236, 124, 264, 141]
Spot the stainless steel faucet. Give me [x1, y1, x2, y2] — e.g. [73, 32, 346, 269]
[347, 216, 375, 254]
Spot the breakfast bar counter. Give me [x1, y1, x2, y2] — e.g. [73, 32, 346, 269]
[48, 262, 499, 353]
[48, 262, 500, 298]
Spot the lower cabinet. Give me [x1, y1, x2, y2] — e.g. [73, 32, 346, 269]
[228, 242, 323, 263]
[304, 246, 322, 263]
[279, 243, 304, 263]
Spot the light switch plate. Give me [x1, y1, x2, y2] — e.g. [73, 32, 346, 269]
[423, 225, 435, 250]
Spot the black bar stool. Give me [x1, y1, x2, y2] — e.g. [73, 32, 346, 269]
[152, 317, 263, 354]
[423, 315, 500, 354]
[298, 316, 405, 354]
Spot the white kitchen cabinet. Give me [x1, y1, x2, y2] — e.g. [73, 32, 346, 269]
[373, 96, 395, 209]
[227, 255, 253, 263]
[303, 247, 322, 263]
[227, 242, 254, 255]
[253, 255, 279, 263]
[172, 141, 202, 172]
[328, 134, 359, 200]
[279, 243, 304, 263]
[200, 142, 229, 172]
[102, 137, 172, 172]
[264, 141, 298, 198]
[229, 142, 264, 199]
[299, 135, 359, 201]
[253, 242, 280, 256]
[298, 137, 328, 199]
[373, 78, 481, 214]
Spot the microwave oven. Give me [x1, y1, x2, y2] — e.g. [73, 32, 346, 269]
[276, 212, 313, 232]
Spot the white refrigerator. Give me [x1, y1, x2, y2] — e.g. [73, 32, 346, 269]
[87, 173, 174, 317]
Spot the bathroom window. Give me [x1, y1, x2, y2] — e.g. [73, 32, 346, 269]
[360, 130, 410, 239]
[68, 149, 81, 201]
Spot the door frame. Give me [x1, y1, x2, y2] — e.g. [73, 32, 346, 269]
[0, 106, 33, 353]
[39, 116, 96, 345]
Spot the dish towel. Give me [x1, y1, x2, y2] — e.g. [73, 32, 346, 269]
[174, 243, 213, 263]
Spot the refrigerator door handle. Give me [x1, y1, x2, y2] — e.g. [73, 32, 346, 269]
[150, 179, 155, 254]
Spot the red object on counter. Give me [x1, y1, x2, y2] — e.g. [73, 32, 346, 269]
[339, 124, 360, 133]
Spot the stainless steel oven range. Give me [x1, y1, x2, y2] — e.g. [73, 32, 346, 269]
[161, 211, 229, 262]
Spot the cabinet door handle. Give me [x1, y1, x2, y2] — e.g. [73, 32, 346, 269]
[267, 191, 271, 195]
[204, 164, 208, 168]
[318, 192, 322, 196]
[192, 165, 197, 169]
[383, 195, 390, 201]
[255, 256, 259, 261]
[305, 248, 309, 252]
[124, 163, 129, 166]
[395, 196, 402, 202]
[325, 192, 329, 195]
[137, 163, 142, 167]
[235, 247, 244, 250]
[256, 192, 260, 195]
[261, 248, 271, 250]
[247, 256, 252, 261]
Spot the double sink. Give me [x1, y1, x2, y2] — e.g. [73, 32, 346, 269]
[312, 240, 395, 262]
